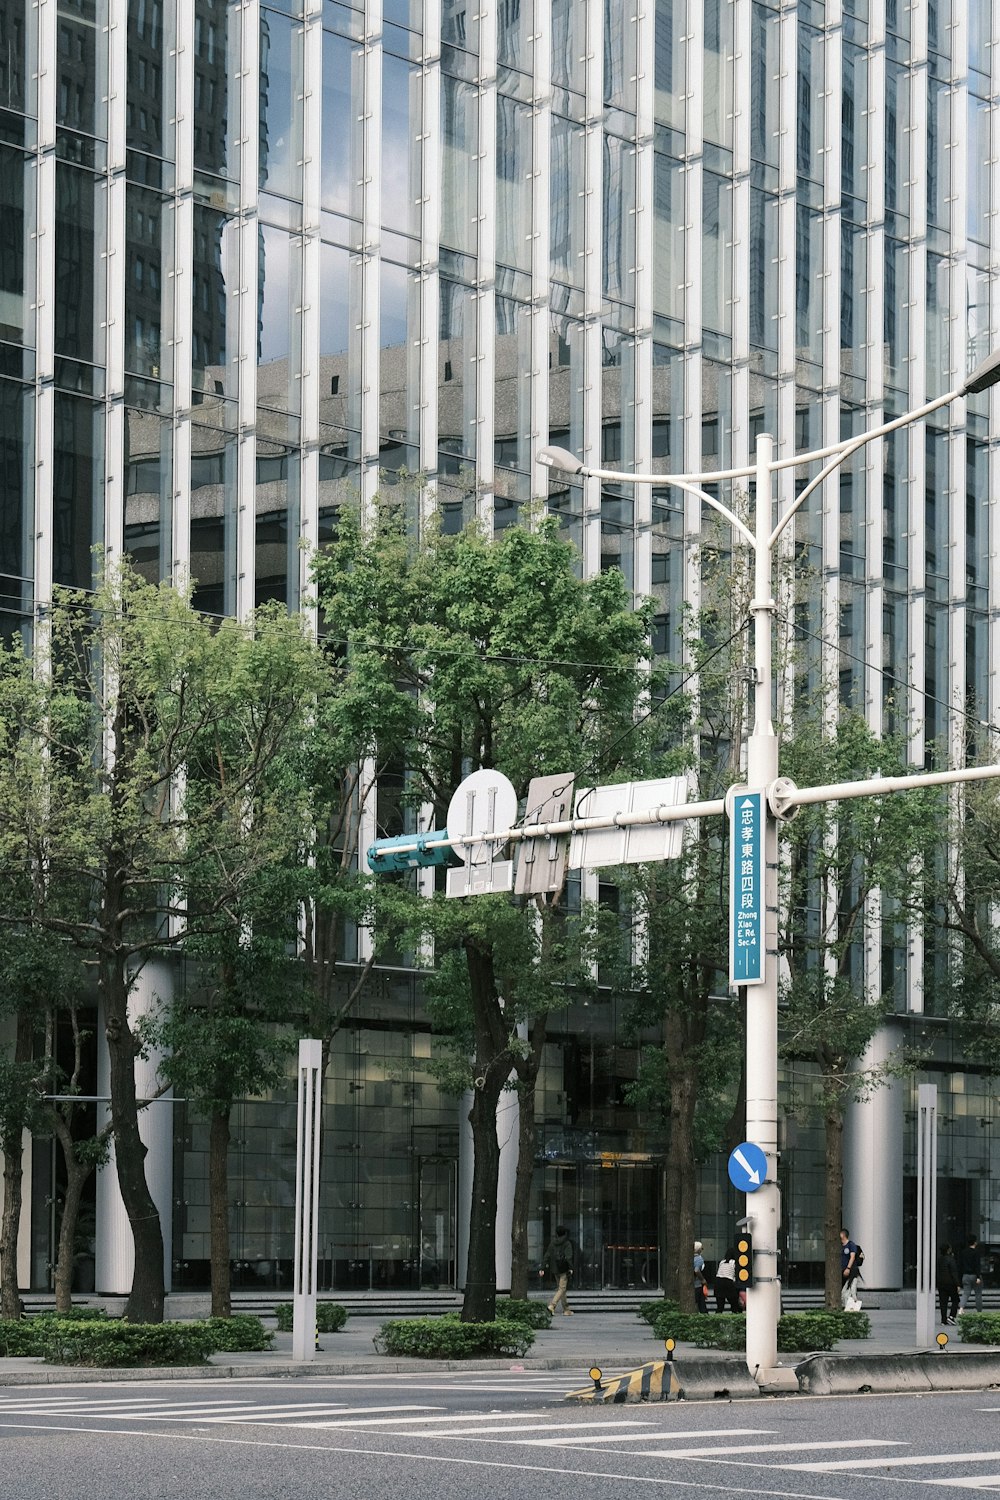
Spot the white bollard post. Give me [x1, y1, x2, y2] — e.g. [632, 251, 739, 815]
[292, 1039, 323, 1362]
[915, 1084, 938, 1347]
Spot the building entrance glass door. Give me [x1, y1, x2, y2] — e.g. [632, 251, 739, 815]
[539, 1159, 661, 1290]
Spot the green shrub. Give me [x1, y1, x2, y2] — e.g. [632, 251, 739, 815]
[821, 1308, 870, 1341]
[693, 1314, 746, 1351]
[638, 1298, 680, 1326]
[50, 1306, 110, 1321]
[374, 1316, 534, 1359]
[43, 1320, 216, 1367]
[495, 1298, 552, 1330]
[202, 1315, 273, 1352]
[956, 1312, 1000, 1345]
[273, 1302, 348, 1334]
[0, 1319, 47, 1357]
[776, 1313, 841, 1353]
[648, 1310, 706, 1343]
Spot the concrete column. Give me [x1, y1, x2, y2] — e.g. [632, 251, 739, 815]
[843, 1025, 904, 1290]
[95, 960, 174, 1295]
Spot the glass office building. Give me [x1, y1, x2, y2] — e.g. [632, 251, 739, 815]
[2, 0, 1000, 1296]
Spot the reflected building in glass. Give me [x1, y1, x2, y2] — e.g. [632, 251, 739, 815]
[3, 0, 1000, 1297]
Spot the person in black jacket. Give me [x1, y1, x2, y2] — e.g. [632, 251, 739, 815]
[959, 1235, 984, 1313]
[937, 1243, 960, 1325]
[539, 1226, 575, 1315]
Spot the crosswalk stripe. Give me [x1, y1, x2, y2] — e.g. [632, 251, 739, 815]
[642, 1440, 904, 1460]
[407, 1421, 656, 1439]
[788, 1449, 1000, 1473]
[925, 1479, 1000, 1491]
[296, 1409, 572, 1431]
[524, 1427, 766, 1448]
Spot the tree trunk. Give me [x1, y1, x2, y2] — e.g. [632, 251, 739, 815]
[209, 1107, 232, 1318]
[823, 1096, 845, 1308]
[104, 965, 165, 1323]
[463, 1075, 505, 1321]
[0, 1010, 36, 1318]
[664, 1065, 699, 1310]
[53, 1152, 91, 1315]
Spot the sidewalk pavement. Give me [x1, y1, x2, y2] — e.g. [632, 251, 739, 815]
[0, 1306, 993, 1387]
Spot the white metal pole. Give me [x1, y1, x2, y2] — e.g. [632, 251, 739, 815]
[292, 1038, 323, 1362]
[915, 1083, 938, 1346]
[745, 433, 781, 1382]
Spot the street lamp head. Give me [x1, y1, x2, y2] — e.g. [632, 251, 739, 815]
[537, 444, 584, 475]
[963, 348, 1000, 397]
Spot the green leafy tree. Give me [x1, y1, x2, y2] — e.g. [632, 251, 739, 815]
[314, 503, 659, 1320]
[0, 563, 323, 1321]
[778, 712, 941, 1305]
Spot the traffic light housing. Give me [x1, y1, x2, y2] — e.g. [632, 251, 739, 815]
[367, 831, 460, 874]
[735, 1231, 754, 1290]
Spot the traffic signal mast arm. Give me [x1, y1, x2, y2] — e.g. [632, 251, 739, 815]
[369, 760, 1000, 872]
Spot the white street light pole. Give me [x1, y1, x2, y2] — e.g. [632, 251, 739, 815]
[538, 347, 1000, 1383]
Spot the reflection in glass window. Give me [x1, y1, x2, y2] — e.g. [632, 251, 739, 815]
[704, 0, 734, 150]
[494, 295, 531, 484]
[548, 312, 584, 458]
[57, 0, 101, 135]
[0, 137, 27, 346]
[127, 0, 170, 158]
[654, 0, 685, 131]
[0, 376, 31, 630]
[496, 94, 531, 274]
[380, 259, 420, 459]
[702, 172, 732, 338]
[52, 391, 100, 588]
[260, 9, 301, 201]
[751, 4, 780, 169]
[255, 444, 297, 606]
[123, 407, 170, 583]
[192, 205, 236, 400]
[190, 427, 236, 615]
[125, 185, 171, 382]
[794, 203, 822, 365]
[840, 221, 865, 377]
[883, 238, 908, 393]
[604, 0, 636, 113]
[320, 240, 361, 437]
[603, 133, 635, 306]
[497, 0, 531, 72]
[749, 188, 778, 351]
[438, 278, 476, 461]
[552, 0, 583, 95]
[55, 163, 98, 364]
[382, 53, 421, 239]
[550, 116, 584, 290]
[322, 28, 361, 218]
[440, 75, 477, 257]
[258, 224, 301, 415]
[885, 63, 910, 227]
[195, 0, 239, 181]
[842, 41, 868, 205]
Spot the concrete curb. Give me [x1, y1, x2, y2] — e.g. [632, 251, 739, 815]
[795, 1351, 1000, 1397]
[673, 1356, 761, 1400]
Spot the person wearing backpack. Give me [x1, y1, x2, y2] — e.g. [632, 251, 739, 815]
[840, 1227, 864, 1309]
[539, 1225, 576, 1316]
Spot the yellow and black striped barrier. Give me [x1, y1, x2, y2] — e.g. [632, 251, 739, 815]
[566, 1359, 682, 1404]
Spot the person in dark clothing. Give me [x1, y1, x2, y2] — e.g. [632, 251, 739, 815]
[937, 1243, 960, 1325]
[539, 1225, 575, 1315]
[959, 1235, 984, 1313]
[713, 1249, 741, 1313]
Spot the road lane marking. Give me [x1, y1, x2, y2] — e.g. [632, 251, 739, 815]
[295, 1409, 602, 1430]
[925, 1479, 1000, 1491]
[788, 1449, 1000, 1472]
[523, 1428, 767, 1448]
[642, 1440, 903, 1461]
[0, 1423, 858, 1500]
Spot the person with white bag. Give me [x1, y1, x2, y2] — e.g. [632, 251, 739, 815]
[840, 1227, 864, 1310]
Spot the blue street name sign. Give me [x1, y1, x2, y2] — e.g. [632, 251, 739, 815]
[730, 788, 765, 986]
[728, 1140, 767, 1193]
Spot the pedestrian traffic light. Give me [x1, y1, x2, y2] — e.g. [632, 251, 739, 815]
[736, 1231, 754, 1289]
[367, 831, 461, 874]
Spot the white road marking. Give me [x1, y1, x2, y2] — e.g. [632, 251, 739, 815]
[522, 1427, 766, 1448]
[925, 1479, 1000, 1492]
[642, 1439, 903, 1461]
[788, 1448, 1000, 1473]
[295, 1408, 604, 1430]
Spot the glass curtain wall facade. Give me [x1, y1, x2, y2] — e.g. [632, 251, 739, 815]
[4, 0, 1000, 1293]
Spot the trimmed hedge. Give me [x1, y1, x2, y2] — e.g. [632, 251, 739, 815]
[956, 1312, 1000, 1345]
[374, 1317, 534, 1359]
[273, 1302, 348, 1334]
[649, 1307, 871, 1354]
[495, 1298, 552, 1330]
[638, 1298, 680, 1326]
[202, 1315, 273, 1352]
[43, 1320, 216, 1367]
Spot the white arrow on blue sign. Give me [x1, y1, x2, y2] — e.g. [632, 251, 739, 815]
[727, 1141, 768, 1193]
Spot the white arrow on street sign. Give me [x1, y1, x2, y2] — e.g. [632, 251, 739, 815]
[732, 1147, 761, 1186]
[445, 768, 518, 897]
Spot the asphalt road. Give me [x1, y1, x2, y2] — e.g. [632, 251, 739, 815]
[3, 1372, 1000, 1499]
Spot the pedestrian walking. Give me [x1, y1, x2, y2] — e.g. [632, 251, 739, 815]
[937, 1242, 960, 1325]
[840, 1227, 863, 1309]
[693, 1241, 709, 1313]
[713, 1249, 741, 1313]
[959, 1235, 984, 1313]
[539, 1225, 575, 1316]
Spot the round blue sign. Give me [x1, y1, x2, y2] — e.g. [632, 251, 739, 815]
[728, 1141, 768, 1193]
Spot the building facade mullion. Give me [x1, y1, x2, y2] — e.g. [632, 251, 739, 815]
[474, 0, 497, 525]
[170, 0, 194, 586]
[631, 0, 655, 601]
[580, 0, 602, 579]
[418, 6, 441, 517]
